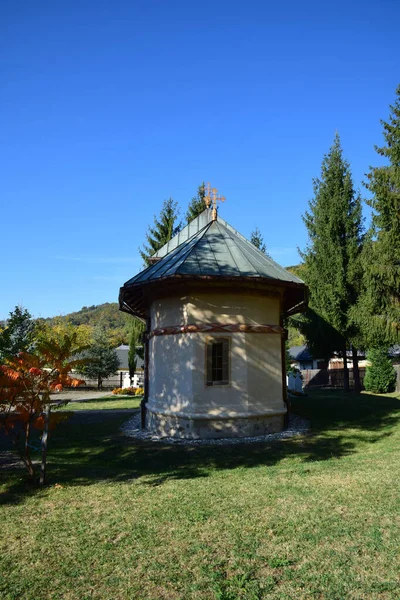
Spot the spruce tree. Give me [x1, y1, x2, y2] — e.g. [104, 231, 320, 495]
[356, 85, 400, 346]
[363, 348, 397, 394]
[250, 227, 269, 256]
[0, 306, 36, 361]
[185, 183, 206, 223]
[81, 326, 120, 389]
[299, 134, 363, 391]
[140, 198, 181, 266]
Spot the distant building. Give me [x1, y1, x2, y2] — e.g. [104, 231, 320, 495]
[289, 345, 400, 370]
[115, 344, 144, 373]
[288, 346, 323, 370]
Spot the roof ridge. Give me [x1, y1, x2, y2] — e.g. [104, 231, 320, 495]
[154, 208, 212, 258]
[214, 220, 244, 274]
[149, 221, 212, 279]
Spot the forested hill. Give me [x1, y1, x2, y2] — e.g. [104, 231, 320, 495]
[40, 303, 131, 345]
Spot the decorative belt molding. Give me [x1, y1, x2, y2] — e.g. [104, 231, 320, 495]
[148, 323, 283, 338]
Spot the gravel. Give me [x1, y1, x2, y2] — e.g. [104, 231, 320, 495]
[121, 412, 310, 445]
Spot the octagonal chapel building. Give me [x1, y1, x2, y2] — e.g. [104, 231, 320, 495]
[119, 205, 307, 439]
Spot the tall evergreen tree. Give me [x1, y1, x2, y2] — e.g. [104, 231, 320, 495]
[140, 198, 181, 266]
[250, 227, 269, 256]
[299, 134, 363, 391]
[128, 318, 145, 380]
[0, 306, 36, 362]
[185, 183, 206, 223]
[355, 85, 400, 346]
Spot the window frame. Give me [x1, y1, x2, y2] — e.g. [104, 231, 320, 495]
[205, 336, 231, 387]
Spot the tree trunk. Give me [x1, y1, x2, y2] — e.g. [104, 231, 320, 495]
[39, 405, 50, 486]
[343, 342, 349, 392]
[352, 346, 361, 393]
[24, 420, 36, 479]
[98, 375, 102, 390]
[4, 417, 35, 480]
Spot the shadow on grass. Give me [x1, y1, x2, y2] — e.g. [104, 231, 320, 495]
[1, 391, 399, 505]
[69, 395, 142, 404]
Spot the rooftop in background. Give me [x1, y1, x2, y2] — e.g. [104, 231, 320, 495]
[115, 344, 144, 371]
[288, 346, 313, 361]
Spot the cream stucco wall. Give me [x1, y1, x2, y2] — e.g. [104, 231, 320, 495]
[148, 292, 285, 421]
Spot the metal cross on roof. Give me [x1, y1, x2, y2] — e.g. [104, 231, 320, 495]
[204, 182, 226, 220]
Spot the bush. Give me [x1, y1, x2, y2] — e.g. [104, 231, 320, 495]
[112, 386, 144, 396]
[364, 348, 397, 394]
[112, 387, 136, 396]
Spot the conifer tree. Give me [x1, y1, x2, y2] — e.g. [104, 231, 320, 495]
[299, 134, 363, 391]
[140, 198, 181, 266]
[0, 306, 36, 362]
[81, 326, 120, 389]
[356, 85, 400, 346]
[363, 348, 397, 394]
[250, 227, 269, 256]
[185, 183, 206, 223]
[128, 318, 145, 380]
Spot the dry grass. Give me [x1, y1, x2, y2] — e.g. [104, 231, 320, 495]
[0, 390, 399, 599]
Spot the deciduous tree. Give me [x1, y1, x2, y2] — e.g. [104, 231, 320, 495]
[36, 319, 93, 348]
[0, 331, 87, 484]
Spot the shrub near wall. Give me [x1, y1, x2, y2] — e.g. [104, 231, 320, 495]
[364, 348, 397, 394]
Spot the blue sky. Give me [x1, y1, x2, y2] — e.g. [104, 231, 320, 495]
[1, 0, 399, 320]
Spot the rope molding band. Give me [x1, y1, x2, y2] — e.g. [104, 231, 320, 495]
[148, 323, 284, 338]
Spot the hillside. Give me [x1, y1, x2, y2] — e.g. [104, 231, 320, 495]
[40, 303, 132, 345]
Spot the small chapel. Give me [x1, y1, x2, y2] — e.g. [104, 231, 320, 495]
[119, 186, 307, 439]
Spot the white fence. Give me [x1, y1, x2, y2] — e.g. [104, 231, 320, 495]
[287, 372, 303, 393]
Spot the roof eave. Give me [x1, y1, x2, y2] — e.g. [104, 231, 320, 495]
[119, 274, 308, 320]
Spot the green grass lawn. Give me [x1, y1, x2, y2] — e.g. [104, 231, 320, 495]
[57, 395, 142, 411]
[1, 390, 399, 599]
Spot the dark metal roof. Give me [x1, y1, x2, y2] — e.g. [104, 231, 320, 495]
[153, 208, 215, 258]
[289, 346, 314, 361]
[120, 210, 307, 318]
[125, 215, 304, 286]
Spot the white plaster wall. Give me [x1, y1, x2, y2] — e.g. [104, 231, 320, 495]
[148, 292, 285, 418]
[187, 293, 280, 325]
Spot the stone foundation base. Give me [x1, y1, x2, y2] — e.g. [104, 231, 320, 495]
[145, 408, 286, 440]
